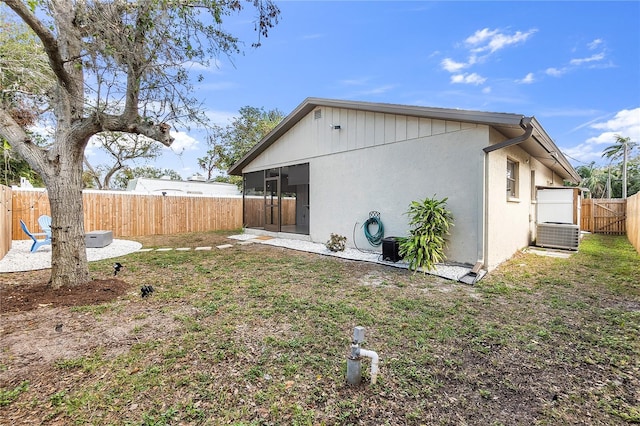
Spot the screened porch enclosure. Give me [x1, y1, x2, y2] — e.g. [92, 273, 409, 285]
[242, 163, 309, 235]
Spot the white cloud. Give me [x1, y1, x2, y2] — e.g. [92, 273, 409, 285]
[339, 77, 371, 86]
[440, 27, 536, 80]
[166, 131, 199, 154]
[563, 108, 640, 164]
[451, 73, 486, 85]
[545, 67, 568, 77]
[562, 144, 606, 164]
[482, 86, 492, 94]
[588, 39, 603, 50]
[465, 27, 537, 54]
[517, 73, 535, 84]
[590, 108, 640, 139]
[441, 57, 468, 73]
[545, 39, 609, 79]
[464, 28, 499, 46]
[570, 53, 605, 66]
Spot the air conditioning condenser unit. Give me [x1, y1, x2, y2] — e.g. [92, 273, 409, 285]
[536, 223, 580, 250]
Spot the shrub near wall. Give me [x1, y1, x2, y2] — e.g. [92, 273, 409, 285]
[11, 189, 244, 240]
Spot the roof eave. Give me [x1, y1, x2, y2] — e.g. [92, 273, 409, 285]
[528, 118, 581, 184]
[228, 98, 580, 184]
[228, 97, 527, 176]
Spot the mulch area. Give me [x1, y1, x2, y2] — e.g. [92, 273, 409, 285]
[0, 278, 129, 314]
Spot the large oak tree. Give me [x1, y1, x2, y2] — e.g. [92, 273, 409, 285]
[0, 0, 279, 288]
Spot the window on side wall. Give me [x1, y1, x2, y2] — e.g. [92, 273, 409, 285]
[507, 159, 519, 200]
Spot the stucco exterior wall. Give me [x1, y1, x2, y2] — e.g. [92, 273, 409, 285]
[484, 128, 565, 269]
[244, 106, 488, 266]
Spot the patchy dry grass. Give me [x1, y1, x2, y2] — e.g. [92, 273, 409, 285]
[1, 232, 639, 425]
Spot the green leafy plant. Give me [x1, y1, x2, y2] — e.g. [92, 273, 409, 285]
[325, 233, 347, 252]
[398, 196, 454, 272]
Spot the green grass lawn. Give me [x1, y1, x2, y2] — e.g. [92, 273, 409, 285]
[2, 233, 639, 425]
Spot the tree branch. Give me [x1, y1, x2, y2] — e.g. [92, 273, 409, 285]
[3, 0, 75, 94]
[98, 113, 174, 147]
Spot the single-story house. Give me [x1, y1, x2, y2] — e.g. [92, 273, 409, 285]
[229, 98, 580, 271]
[126, 176, 240, 196]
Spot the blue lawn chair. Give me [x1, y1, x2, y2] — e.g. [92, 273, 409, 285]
[38, 215, 52, 238]
[20, 219, 52, 253]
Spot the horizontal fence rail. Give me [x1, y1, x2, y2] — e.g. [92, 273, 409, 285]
[11, 189, 244, 241]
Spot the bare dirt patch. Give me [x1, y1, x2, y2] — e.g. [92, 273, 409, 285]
[1, 277, 129, 314]
[0, 271, 186, 410]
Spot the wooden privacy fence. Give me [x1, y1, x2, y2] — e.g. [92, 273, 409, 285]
[627, 192, 640, 254]
[0, 185, 11, 259]
[11, 189, 244, 241]
[581, 198, 627, 235]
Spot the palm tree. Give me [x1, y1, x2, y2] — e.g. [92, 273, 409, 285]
[576, 162, 607, 198]
[602, 135, 637, 198]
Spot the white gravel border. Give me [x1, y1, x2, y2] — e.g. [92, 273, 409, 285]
[0, 239, 142, 273]
[229, 234, 484, 283]
[1, 233, 486, 283]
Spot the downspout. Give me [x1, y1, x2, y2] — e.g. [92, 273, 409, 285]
[479, 117, 534, 269]
[483, 117, 534, 154]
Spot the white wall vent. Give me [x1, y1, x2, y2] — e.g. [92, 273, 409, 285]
[536, 223, 580, 250]
[314, 109, 322, 119]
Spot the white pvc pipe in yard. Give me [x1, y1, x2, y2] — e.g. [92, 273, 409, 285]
[358, 348, 379, 384]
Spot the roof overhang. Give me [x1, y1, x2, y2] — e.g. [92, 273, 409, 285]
[228, 97, 580, 184]
[488, 117, 580, 183]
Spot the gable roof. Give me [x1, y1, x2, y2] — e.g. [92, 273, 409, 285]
[228, 97, 580, 183]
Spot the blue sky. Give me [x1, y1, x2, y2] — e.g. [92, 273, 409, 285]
[88, 1, 640, 179]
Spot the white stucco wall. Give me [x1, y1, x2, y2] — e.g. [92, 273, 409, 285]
[484, 128, 564, 269]
[244, 106, 488, 266]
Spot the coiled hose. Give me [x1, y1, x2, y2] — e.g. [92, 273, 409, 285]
[363, 216, 384, 246]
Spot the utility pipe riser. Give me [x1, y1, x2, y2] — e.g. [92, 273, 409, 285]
[358, 348, 379, 384]
[346, 358, 362, 385]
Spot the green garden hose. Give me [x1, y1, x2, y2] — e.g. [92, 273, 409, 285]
[363, 215, 384, 246]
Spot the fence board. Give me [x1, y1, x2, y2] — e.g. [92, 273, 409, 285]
[0, 185, 12, 258]
[627, 193, 640, 254]
[11, 190, 244, 240]
[581, 198, 626, 235]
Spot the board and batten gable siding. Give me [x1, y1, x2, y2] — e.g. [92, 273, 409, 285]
[242, 106, 488, 267]
[242, 106, 478, 173]
[484, 127, 564, 269]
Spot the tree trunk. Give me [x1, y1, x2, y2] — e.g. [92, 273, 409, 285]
[45, 156, 90, 288]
